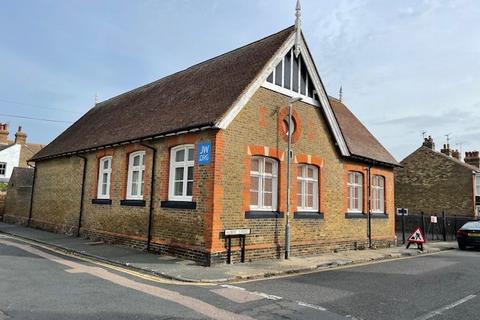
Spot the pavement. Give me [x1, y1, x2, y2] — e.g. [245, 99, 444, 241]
[0, 222, 458, 283]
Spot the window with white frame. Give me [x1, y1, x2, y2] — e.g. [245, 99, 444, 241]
[250, 157, 278, 210]
[297, 164, 319, 211]
[371, 175, 385, 213]
[126, 151, 145, 200]
[97, 157, 112, 199]
[476, 175, 480, 196]
[0, 162, 5, 176]
[169, 145, 194, 201]
[347, 172, 363, 212]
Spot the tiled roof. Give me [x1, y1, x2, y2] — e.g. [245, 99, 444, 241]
[329, 97, 399, 166]
[31, 26, 295, 161]
[31, 26, 397, 167]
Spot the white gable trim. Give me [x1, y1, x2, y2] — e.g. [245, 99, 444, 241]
[215, 32, 350, 157]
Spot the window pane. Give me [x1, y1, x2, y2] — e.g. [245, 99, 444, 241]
[186, 181, 193, 196]
[297, 193, 302, 208]
[292, 54, 299, 92]
[133, 155, 140, 166]
[251, 158, 260, 172]
[300, 56, 307, 95]
[101, 183, 107, 195]
[264, 192, 272, 207]
[250, 176, 259, 191]
[264, 161, 273, 174]
[187, 166, 194, 180]
[267, 72, 273, 83]
[176, 149, 185, 162]
[141, 154, 145, 166]
[250, 191, 258, 206]
[284, 51, 291, 89]
[307, 167, 314, 178]
[132, 171, 139, 184]
[131, 182, 138, 196]
[103, 159, 109, 170]
[140, 171, 144, 196]
[187, 148, 194, 161]
[174, 181, 183, 196]
[175, 167, 184, 180]
[307, 77, 314, 98]
[307, 182, 313, 195]
[275, 61, 283, 86]
[264, 177, 272, 192]
[307, 195, 313, 208]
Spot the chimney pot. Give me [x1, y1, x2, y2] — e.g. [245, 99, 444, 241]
[0, 123, 9, 145]
[14, 125, 26, 145]
[465, 150, 480, 169]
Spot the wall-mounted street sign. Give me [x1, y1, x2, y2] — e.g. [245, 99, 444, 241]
[224, 229, 251, 236]
[430, 216, 438, 224]
[396, 208, 408, 215]
[406, 227, 425, 251]
[198, 141, 212, 165]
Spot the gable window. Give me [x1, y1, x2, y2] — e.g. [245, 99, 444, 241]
[97, 157, 112, 199]
[169, 145, 194, 201]
[0, 162, 5, 176]
[371, 175, 385, 213]
[266, 49, 319, 104]
[250, 156, 278, 210]
[297, 164, 318, 211]
[126, 151, 145, 200]
[348, 172, 363, 212]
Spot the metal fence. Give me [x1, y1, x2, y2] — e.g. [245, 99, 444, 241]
[395, 212, 476, 244]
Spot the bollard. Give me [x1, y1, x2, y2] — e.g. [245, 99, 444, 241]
[442, 211, 447, 241]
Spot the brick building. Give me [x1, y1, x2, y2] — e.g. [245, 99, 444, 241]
[395, 136, 480, 217]
[7, 23, 399, 265]
[0, 124, 43, 183]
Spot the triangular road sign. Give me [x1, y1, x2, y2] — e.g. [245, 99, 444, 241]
[407, 227, 425, 244]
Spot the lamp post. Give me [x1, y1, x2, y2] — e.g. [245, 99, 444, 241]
[285, 96, 302, 259]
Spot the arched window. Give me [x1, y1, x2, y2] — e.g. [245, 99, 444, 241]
[169, 145, 195, 201]
[372, 175, 385, 213]
[347, 171, 363, 212]
[297, 164, 319, 211]
[126, 151, 145, 200]
[250, 156, 278, 210]
[97, 156, 112, 199]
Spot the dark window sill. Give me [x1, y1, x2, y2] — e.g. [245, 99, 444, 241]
[245, 211, 284, 219]
[345, 212, 389, 219]
[120, 199, 146, 207]
[345, 212, 367, 219]
[371, 212, 389, 219]
[161, 201, 197, 209]
[294, 211, 324, 219]
[91, 199, 112, 205]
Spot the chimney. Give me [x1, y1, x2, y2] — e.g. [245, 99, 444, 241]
[451, 149, 460, 160]
[440, 144, 452, 157]
[465, 151, 480, 169]
[422, 135, 435, 150]
[14, 126, 27, 145]
[0, 123, 9, 145]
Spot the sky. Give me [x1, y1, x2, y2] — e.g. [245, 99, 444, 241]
[0, 0, 479, 161]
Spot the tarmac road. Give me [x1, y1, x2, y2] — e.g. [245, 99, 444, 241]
[0, 234, 476, 320]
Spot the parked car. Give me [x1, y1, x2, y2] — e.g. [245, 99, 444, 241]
[457, 221, 480, 250]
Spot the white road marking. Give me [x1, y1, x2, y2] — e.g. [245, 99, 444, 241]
[414, 294, 477, 320]
[297, 301, 327, 311]
[0, 239, 255, 320]
[220, 284, 282, 301]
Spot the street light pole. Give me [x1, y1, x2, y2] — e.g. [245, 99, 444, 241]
[285, 96, 302, 259]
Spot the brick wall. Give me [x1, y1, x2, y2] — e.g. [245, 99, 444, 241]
[395, 146, 475, 217]
[218, 87, 395, 261]
[3, 167, 34, 224]
[0, 192, 5, 219]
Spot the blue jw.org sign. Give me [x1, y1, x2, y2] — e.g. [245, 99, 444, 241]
[198, 141, 212, 165]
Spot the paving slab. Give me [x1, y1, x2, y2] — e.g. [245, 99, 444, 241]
[0, 222, 458, 283]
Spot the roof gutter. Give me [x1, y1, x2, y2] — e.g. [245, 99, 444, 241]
[30, 123, 216, 163]
[347, 154, 402, 169]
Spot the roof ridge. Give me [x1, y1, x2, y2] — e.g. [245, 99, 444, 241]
[421, 146, 480, 172]
[96, 25, 295, 108]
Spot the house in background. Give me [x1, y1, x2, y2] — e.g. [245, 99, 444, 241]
[0, 124, 43, 183]
[395, 136, 480, 217]
[5, 21, 399, 265]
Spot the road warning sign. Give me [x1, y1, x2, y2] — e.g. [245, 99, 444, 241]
[406, 227, 425, 251]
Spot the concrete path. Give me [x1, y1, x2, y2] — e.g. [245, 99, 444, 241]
[0, 222, 458, 283]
